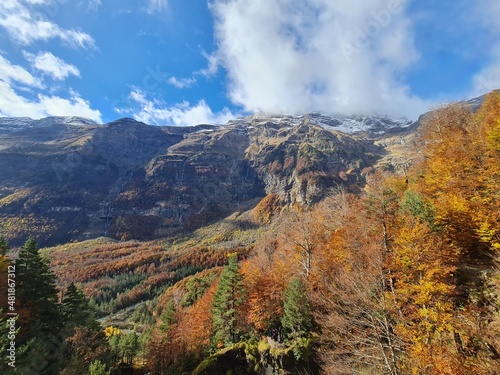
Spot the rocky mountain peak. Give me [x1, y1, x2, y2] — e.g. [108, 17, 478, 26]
[0, 93, 489, 246]
[227, 112, 413, 136]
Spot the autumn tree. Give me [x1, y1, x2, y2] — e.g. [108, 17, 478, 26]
[414, 96, 500, 368]
[314, 192, 403, 375]
[391, 215, 459, 374]
[61, 326, 110, 375]
[241, 235, 292, 333]
[283, 211, 317, 279]
[180, 282, 216, 354]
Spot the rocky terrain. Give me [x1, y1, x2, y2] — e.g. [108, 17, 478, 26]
[0, 110, 434, 246]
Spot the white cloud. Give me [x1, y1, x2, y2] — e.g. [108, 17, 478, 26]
[87, 0, 101, 11]
[0, 2, 100, 122]
[167, 76, 196, 89]
[144, 0, 168, 14]
[198, 51, 220, 77]
[470, 0, 500, 96]
[0, 54, 42, 88]
[0, 1, 95, 48]
[25, 0, 53, 4]
[472, 63, 500, 97]
[210, 0, 430, 119]
[0, 81, 102, 122]
[24, 51, 80, 80]
[117, 89, 236, 126]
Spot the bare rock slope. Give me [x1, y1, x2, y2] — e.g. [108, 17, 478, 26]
[0, 113, 417, 246]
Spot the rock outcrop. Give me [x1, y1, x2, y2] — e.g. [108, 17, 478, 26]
[0, 113, 415, 246]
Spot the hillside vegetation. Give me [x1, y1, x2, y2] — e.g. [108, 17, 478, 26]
[1, 92, 499, 374]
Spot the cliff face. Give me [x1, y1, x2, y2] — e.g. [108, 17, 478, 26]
[0, 114, 414, 246]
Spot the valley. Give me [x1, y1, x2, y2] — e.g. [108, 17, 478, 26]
[1, 93, 499, 375]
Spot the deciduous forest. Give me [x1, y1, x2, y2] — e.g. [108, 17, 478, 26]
[1, 92, 500, 374]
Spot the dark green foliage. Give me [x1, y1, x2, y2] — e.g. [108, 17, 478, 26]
[399, 190, 436, 226]
[122, 333, 140, 365]
[281, 277, 313, 343]
[130, 303, 154, 326]
[181, 273, 216, 307]
[16, 236, 61, 337]
[59, 284, 109, 374]
[211, 254, 246, 347]
[13, 236, 112, 374]
[160, 299, 177, 332]
[174, 265, 204, 281]
[0, 309, 9, 357]
[62, 282, 98, 330]
[94, 272, 148, 314]
[109, 333, 140, 367]
[16, 336, 62, 375]
[87, 360, 109, 375]
[0, 236, 10, 255]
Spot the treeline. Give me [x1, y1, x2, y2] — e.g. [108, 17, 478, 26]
[145, 92, 500, 374]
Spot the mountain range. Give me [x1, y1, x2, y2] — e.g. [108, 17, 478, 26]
[0, 96, 484, 246]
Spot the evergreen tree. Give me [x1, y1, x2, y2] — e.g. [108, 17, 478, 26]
[12, 237, 63, 374]
[87, 360, 110, 375]
[211, 253, 246, 347]
[58, 282, 108, 375]
[61, 282, 98, 330]
[281, 277, 312, 343]
[0, 308, 9, 356]
[0, 238, 10, 311]
[0, 235, 10, 256]
[399, 190, 436, 227]
[16, 236, 61, 337]
[109, 334, 121, 367]
[159, 299, 177, 332]
[122, 333, 140, 365]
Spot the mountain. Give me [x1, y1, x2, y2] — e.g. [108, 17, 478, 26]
[3, 93, 498, 375]
[0, 112, 418, 246]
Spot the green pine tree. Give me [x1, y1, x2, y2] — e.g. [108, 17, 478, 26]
[87, 360, 109, 375]
[159, 299, 177, 332]
[211, 253, 246, 347]
[0, 308, 9, 355]
[59, 283, 109, 375]
[281, 276, 313, 343]
[399, 190, 436, 226]
[16, 236, 61, 337]
[122, 333, 140, 365]
[0, 236, 10, 256]
[0, 237, 10, 310]
[13, 237, 63, 375]
[61, 282, 98, 331]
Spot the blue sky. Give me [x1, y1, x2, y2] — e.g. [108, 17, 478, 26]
[0, 0, 499, 125]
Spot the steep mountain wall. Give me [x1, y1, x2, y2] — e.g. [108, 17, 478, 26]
[0, 114, 414, 246]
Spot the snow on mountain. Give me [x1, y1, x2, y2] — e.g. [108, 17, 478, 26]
[227, 112, 414, 135]
[0, 116, 98, 135]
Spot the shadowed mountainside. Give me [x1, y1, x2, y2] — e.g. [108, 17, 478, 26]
[0, 112, 425, 246]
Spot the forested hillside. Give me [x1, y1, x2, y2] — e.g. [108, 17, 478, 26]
[1, 92, 499, 374]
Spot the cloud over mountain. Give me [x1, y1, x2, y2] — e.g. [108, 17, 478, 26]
[210, 0, 430, 119]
